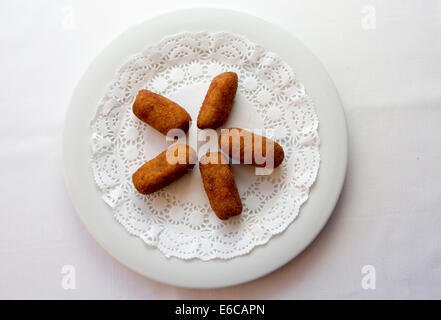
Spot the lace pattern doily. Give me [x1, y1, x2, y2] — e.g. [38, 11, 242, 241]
[90, 32, 320, 260]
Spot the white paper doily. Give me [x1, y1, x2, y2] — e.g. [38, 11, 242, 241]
[90, 32, 320, 261]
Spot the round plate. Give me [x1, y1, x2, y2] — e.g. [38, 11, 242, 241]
[63, 8, 347, 288]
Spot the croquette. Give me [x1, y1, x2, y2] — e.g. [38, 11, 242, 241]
[199, 152, 242, 220]
[133, 90, 192, 136]
[219, 128, 285, 168]
[197, 72, 238, 129]
[132, 144, 196, 195]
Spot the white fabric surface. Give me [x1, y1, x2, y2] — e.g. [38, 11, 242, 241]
[0, 0, 440, 299]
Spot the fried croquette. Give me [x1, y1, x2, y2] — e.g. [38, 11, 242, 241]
[132, 144, 196, 195]
[219, 128, 285, 168]
[133, 90, 192, 136]
[199, 152, 242, 220]
[197, 72, 238, 129]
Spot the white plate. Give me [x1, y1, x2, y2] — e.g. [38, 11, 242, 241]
[63, 8, 347, 288]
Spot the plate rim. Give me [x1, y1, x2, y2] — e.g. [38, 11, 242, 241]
[62, 7, 348, 289]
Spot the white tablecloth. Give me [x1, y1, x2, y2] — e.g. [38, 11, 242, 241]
[1, 0, 440, 299]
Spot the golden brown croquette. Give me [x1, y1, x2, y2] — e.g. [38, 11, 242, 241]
[219, 128, 285, 168]
[197, 72, 238, 129]
[199, 152, 242, 220]
[133, 90, 192, 136]
[132, 144, 196, 195]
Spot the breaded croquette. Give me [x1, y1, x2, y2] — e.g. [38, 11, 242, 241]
[133, 90, 192, 135]
[219, 128, 285, 168]
[132, 144, 196, 195]
[197, 72, 238, 129]
[199, 152, 242, 220]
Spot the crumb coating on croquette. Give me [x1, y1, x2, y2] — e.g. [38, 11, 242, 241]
[133, 90, 192, 135]
[199, 152, 242, 220]
[219, 128, 285, 168]
[197, 72, 238, 129]
[132, 144, 196, 195]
